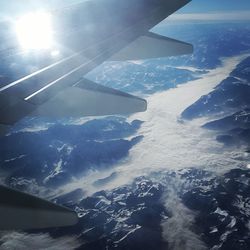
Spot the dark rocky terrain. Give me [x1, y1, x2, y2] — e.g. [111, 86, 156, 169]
[32, 168, 250, 250]
[182, 56, 250, 149]
[0, 117, 143, 193]
[182, 56, 250, 120]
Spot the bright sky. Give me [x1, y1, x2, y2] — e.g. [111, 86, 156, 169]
[180, 0, 250, 13]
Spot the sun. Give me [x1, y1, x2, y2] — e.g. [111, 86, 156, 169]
[15, 11, 54, 50]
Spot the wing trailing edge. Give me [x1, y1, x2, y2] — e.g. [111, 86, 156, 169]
[109, 32, 193, 61]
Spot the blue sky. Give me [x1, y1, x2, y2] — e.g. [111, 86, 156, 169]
[180, 0, 250, 13]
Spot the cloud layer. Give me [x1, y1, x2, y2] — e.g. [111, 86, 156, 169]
[61, 54, 250, 198]
[0, 232, 81, 250]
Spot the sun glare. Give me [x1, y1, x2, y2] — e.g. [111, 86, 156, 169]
[15, 11, 54, 50]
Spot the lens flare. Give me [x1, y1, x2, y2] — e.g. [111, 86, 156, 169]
[15, 11, 53, 50]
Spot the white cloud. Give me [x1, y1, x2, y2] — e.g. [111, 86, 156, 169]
[0, 232, 81, 250]
[161, 188, 207, 250]
[61, 53, 250, 197]
[102, 54, 250, 190]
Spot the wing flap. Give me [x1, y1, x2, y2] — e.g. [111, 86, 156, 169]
[0, 79, 146, 133]
[33, 78, 147, 117]
[109, 32, 193, 61]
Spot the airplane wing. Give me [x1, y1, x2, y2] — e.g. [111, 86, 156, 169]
[0, 185, 78, 230]
[0, 0, 192, 136]
[0, 0, 192, 230]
